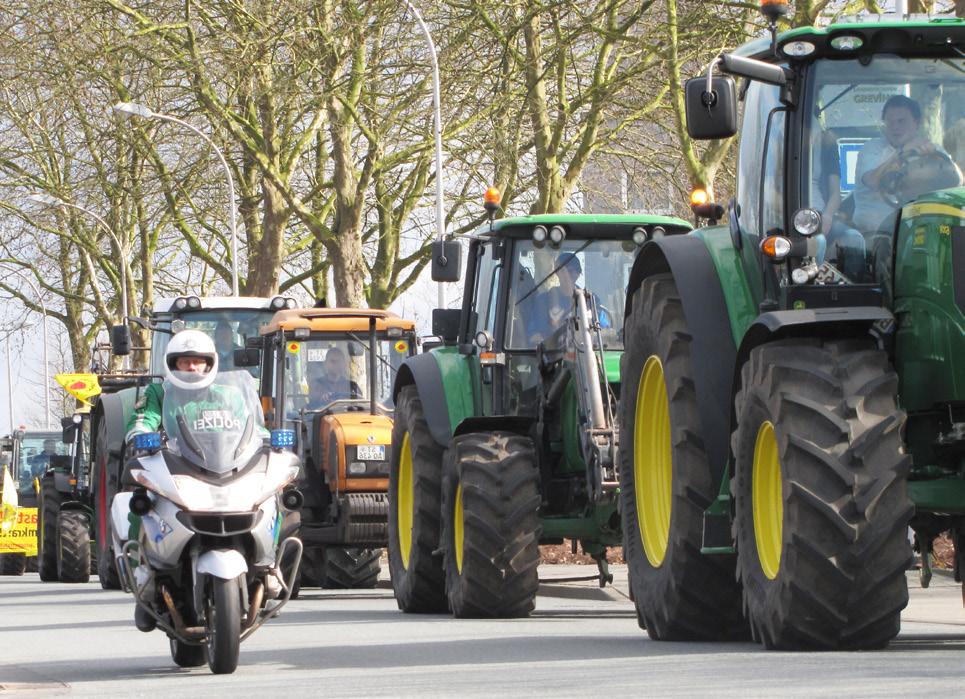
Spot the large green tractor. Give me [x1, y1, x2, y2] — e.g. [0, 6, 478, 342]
[620, 8, 964, 649]
[388, 205, 691, 617]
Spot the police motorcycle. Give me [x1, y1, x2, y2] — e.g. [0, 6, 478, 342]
[111, 365, 303, 674]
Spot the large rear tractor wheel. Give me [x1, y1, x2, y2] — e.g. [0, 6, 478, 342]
[732, 339, 912, 650]
[205, 576, 242, 674]
[93, 416, 122, 590]
[323, 548, 381, 589]
[387, 385, 447, 613]
[57, 510, 92, 583]
[442, 432, 541, 618]
[619, 273, 745, 640]
[38, 478, 64, 582]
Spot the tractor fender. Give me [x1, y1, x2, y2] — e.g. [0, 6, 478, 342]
[91, 389, 136, 475]
[393, 352, 461, 447]
[452, 415, 536, 440]
[626, 235, 737, 484]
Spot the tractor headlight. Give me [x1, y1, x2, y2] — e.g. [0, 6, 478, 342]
[792, 208, 822, 237]
[548, 225, 566, 245]
[532, 225, 548, 243]
[632, 227, 648, 246]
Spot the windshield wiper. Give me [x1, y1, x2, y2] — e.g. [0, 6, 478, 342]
[816, 84, 857, 116]
[516, 239, 594, 307]
[345, 331, 399, 377]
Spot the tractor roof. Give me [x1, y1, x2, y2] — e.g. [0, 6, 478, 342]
[152, 296, 293, 314]
[735, 15, 963, 60]
[488, 213, 691, 237]
[260, 308, 416, 334]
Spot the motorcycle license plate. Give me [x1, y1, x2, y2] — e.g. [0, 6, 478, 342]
[356, 445, 385, 461]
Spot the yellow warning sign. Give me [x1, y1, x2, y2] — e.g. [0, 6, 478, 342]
[0, 507, 38, 556]
[393, 340, 409, 354]
[56, 373, 102, 406]
[1, 466, 16, 530]
[287, 342, 301, 354]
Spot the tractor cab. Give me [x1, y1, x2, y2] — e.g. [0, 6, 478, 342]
[686, 13, 963, 309]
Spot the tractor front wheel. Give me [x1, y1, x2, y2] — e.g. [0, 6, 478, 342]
[387, 385, 447, 612]
[442, 432, 541, 618]
[38, 477, 64, 582]
[732, 339, 912, 649]
[619, 273, 745, 640]
[57, 510, 91, 583]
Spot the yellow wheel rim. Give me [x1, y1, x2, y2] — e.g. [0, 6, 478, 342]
[397, 431, 414, 569]
[752, 421, 783, 580]
[453, 483, 465, 574]
[634, 356, 672, 567]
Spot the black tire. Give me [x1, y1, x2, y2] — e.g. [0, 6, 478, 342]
[93, 416, 121, 590]
[387, 385, 447, 612]
[0, 553, 27, 576]
[57, 510, 91, 583]
[299, 546, 326, 590]
[442, 432, 541, 618]
[323, 548, 382, 589]
[618, 274, 745, 640]
[38, 478, 64, 582]
[205, 576, 242, 674]
[170, 638, 206, 668]
[732, 338, 912, 650]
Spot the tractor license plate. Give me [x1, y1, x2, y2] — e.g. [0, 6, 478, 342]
[356, 445, 385, 461]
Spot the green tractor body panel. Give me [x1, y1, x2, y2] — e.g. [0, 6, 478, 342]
[894, 190, 965, 413]
[431, 347, 480, 434]
[692, 227, 760, 346]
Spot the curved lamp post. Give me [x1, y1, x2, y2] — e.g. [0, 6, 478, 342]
[1, 269, 51, 429]
[111, 102, 240, 296]
[400, 0, 447, 308]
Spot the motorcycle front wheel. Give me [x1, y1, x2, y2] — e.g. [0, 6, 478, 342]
[204, 576, 241, 674]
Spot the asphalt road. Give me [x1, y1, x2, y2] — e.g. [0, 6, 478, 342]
[2, 565, 965, 697]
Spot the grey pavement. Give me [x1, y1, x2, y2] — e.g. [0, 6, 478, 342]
[1, 565, 964, 697]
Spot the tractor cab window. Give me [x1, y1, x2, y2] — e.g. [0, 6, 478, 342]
[19, 433, 68, 485]
[280, 336, 409, 420]
[804, 56, 964, 284]
[505, 239, 632, 351]
[736, 80, 785, 240]
[152, 310, 274, 378]
[469, 243, 502, 341]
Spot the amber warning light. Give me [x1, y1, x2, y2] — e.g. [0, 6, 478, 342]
[689, 188, 724, 224]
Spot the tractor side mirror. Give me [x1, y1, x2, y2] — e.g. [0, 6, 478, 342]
[431, 241, 462, 282]
[233, 348, 260, 367]
[432, 308, 461, 344]
[347, 342, 364, 357]
[61, 416, 80, 444]
[245, 336, 262, 349]
[684, 75, 737, 140]
[111, 324, 131, 356]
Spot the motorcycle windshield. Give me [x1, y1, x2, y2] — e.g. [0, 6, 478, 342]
[161, 370, 266, 475]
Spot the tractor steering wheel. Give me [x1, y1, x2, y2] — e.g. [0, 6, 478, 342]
[879, 149, 962, 207]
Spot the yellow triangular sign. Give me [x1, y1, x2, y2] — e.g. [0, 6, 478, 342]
[55, 373, 102, 406]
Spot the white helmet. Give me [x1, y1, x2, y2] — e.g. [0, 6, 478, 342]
[164, 329, 218, 390]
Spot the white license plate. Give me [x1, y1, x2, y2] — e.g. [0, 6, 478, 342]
[356, 445, 385, 461]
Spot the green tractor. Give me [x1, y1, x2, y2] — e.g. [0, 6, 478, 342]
[620, 8, 964, 649]
[388, 203, 691, 617]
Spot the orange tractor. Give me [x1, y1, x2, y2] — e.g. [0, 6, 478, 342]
[246, 308, 417, 589]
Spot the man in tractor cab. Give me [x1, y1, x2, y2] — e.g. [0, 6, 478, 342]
[527, 252, 612, 347]
[853, 95, 961, 235]
[306, 347, 363, 409]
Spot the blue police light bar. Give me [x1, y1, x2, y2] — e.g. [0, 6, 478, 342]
[134, 432, 162, 452]
[270, 429, 296, 449]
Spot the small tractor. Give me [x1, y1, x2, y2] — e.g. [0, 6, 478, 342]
[0, 428, 66, 575]
[619, 6, 964, 649]
[250, 307, 417, 590]
[39, 294, 296, 588]
[389, 201, 691, 617]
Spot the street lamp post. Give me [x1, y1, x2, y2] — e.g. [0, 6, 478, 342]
[27, 194, 129, 327]
[400, 0, 447, 309]
[1, 269, 51, 429]
[111, 102, 240, 296]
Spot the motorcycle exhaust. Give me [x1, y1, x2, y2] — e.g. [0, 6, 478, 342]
[161, 585, 205, 639]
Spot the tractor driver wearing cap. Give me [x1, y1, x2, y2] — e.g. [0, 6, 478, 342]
[528, 252, 612, 346]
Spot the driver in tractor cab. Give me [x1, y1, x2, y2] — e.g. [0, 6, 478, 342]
[306, 347, 362, 409]
[27, 439, 59, 478]
[853, 95, 962, 235]
[528, 252, 612, 346]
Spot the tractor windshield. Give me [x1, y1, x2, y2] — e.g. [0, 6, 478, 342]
[151, 309, 275, 377]
[804, 55, 964, 284]
[506, 238, 634, 350]
[282, 335, 410, 417]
